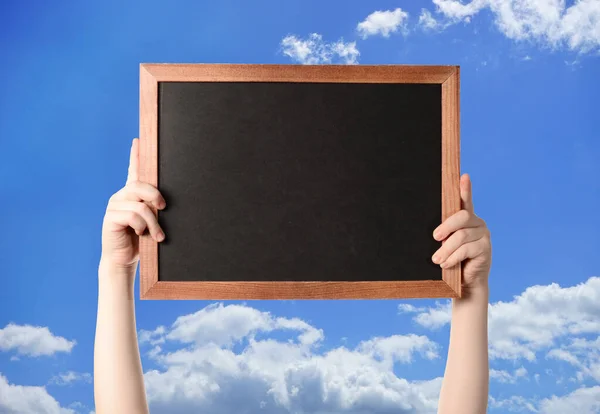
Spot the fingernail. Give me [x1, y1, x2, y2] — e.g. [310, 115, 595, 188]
[157, 231, 165, 242]
[433, 231, 441, 240]
[432, 254, 440, 263]
[440, 262, 449, 268]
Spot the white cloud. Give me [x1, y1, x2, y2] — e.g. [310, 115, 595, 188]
[431, 0, 485, 21]
[140, 303, 443, 414]
[547, 348, 581, 366]
[0, 323, 76, 357]
[357, 8, 410, 39]
[133, 276, 600, 413]
[397, 304, 420, 313]
[140, 303, 323, 349]
[138, 325, 166, 346]
[357, 334, 440, 363]
[418, 9, 442, 31]
[489, 394, 538, 412]
[490, 366, 528, 383]
[545, 336, 600, 383]
[280, 33, 359, 64]
[406, 277, 600, 362]
[398, 301, 451, 330]
[48, 371, 92, 386]
[0, 372, 76, 414]
[423, 0, 600, 53]
[538, 386, 600, 414]
[515, 366, 527, 377]
[490, 386, 600, 413]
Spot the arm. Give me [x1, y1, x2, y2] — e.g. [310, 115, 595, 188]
[438, 284, 489, 414]
[94, 261, 148, 414]
[94, 138, 166, 414]
[432, 174, 492, 414]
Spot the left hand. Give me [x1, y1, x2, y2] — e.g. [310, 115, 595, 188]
[431, 173, 492, 291]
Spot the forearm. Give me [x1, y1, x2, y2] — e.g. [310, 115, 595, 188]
[94, 260, 149, 414]
[438, 283, 489, 414]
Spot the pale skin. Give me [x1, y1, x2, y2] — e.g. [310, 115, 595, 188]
[95, 138, 492, 414]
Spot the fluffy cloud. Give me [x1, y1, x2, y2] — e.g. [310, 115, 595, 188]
[0, 323, 76, 357]
[538, 386, 600, 414]
[490, 386, 600, 413]
[48, 371, 92, 386]
[139, 303, 443, 414]
[489, 366, 528, 383]
[398, 302, 452, 329]
[402, 277, 600, 362]
[0, 373, 76, 414]
[489, 394, 538, 412]
[140, 303, 324, 348]
[545, 335, 600, 383]
[418, 9, 442, 31]
[280, 33, 359, 64]
[135, 277, 600, 413]
[423, 0, 600, 53]
[356, 8, 410, 39]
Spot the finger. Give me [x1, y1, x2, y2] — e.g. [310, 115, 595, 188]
[440, 240, 485, 269]
[110, 181, 166, 210]
[105, 210, 147, 236]
[433, 209, 482, 241]
[126, 138, 139, 184]
[431, 226, 486, 264]
[108, 201, 165, 242]
[461, 173, 474, 214]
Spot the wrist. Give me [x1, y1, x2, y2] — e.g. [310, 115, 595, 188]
[458, 280, 489, 303]
[99, 256, 137, 275]
[98, 257, 137, 299]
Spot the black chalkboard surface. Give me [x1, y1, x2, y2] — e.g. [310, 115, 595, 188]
[139, 64, 461, 300]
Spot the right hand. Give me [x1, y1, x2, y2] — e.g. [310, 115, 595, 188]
[100, 138, 166, 272]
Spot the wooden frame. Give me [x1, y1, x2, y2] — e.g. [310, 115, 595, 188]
[139, 64, 461, 300]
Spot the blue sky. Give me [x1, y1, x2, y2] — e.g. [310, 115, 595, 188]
[1, 0, 599, 413]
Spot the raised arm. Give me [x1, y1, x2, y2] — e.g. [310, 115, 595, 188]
[94, 138, 166, 414]
[433, 174, 492, 414]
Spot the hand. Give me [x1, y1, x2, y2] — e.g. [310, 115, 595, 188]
[100, 138, 167, 273]
[431, 174, 492, 291]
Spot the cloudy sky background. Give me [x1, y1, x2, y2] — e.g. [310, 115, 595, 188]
[1, 0, 599, 413]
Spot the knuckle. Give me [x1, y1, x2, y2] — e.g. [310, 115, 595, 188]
[108, 190, 122, 204]
[485, 233, 492, 248]
[459, 209, 471, 221]
[146, 217, 159, 231]
[126, 211, 139, 223]
[452, 247, 464, 262]
[456, 229, 468, 243]
[136, 202, 151, 216]
[480, 227, 491, 241]
[127, 180, 142, 191]
[151, 187, 162, 200]
[461, 244, 471, 257]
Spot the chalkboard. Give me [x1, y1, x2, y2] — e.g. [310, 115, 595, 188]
[139, 64, 461, 300]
